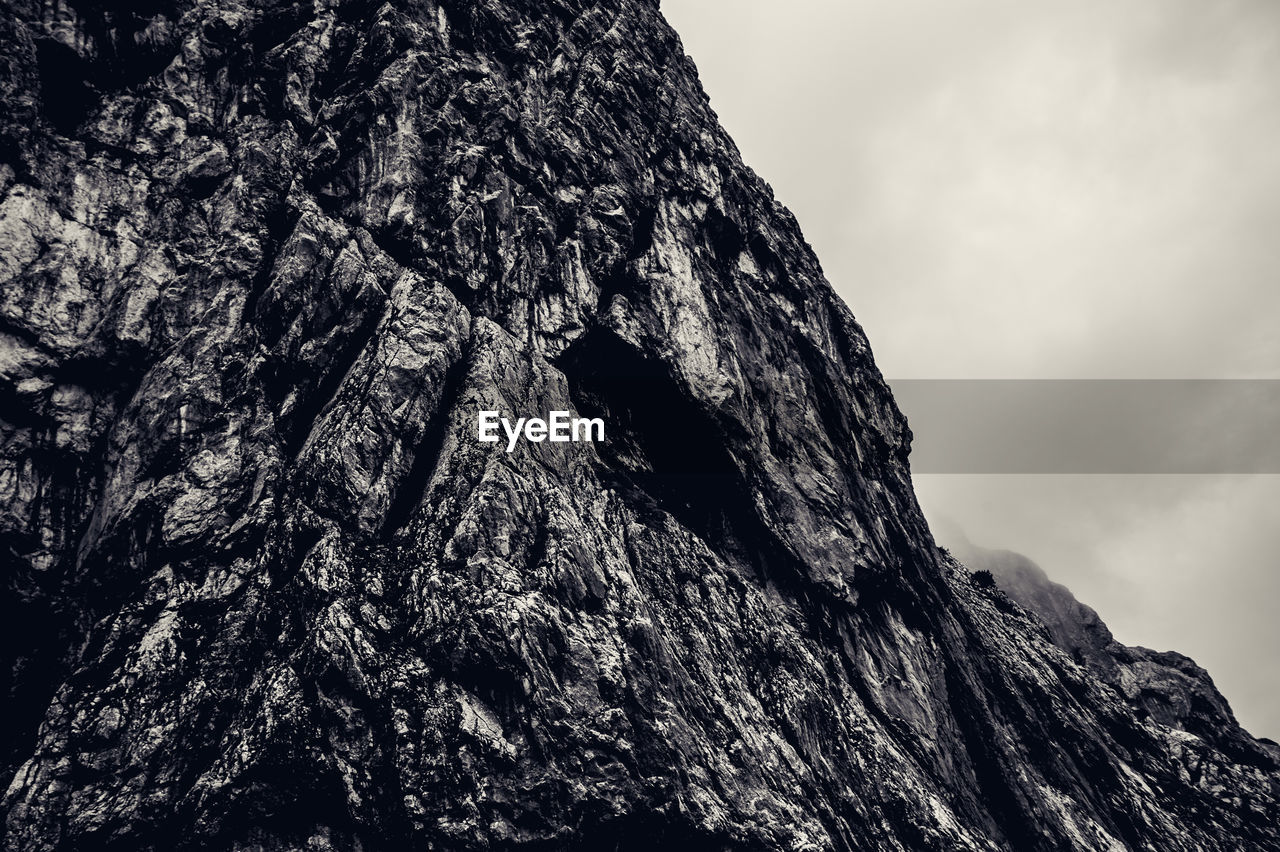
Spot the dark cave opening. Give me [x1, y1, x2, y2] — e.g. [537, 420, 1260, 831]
[34, 39, 96, 135]
[556, 326, 804, 588]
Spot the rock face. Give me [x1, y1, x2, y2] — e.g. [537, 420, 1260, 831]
[951, 542, 1280, 773]
[0, 1, 1275, 849]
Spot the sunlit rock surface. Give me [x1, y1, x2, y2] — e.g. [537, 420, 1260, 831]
[1, 1, 1276, 849]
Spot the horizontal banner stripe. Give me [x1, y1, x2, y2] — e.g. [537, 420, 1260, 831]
[889, 380, 1280, 473]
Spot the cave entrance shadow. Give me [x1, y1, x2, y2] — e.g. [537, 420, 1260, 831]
[556, 327, 802, 587]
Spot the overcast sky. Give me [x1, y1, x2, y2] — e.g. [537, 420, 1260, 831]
[661, 0, 1280, 739]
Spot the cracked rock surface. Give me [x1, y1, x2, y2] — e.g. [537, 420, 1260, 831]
[0, 0, 1276, 849]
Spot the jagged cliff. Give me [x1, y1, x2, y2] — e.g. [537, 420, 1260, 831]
[952, 542, 1280, 773]
[0, 1, 1276, 849]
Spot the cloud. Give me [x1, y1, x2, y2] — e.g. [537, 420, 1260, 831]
[662, 0, 1280, 739]
[662, 0, 1280, 379]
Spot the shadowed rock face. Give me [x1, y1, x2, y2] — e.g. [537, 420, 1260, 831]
[0, 1, 1275, 849]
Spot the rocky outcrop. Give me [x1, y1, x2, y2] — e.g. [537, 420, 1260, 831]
[953, 542, 1280, 770]
[0, 1, 1276, 849]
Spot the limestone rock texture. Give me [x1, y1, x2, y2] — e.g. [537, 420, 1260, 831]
[0, 1, 1275, 849]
